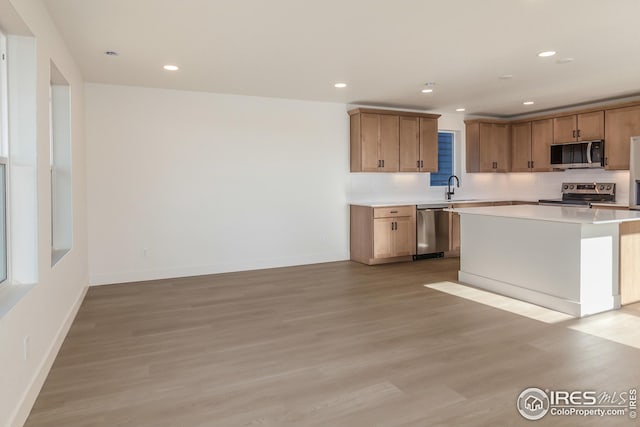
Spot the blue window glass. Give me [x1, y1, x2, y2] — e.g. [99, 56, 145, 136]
[430, 132, 454, 186]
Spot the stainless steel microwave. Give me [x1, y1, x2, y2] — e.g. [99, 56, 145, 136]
[550, 140, 604, 169]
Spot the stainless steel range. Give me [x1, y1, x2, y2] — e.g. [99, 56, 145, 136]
[539, 182, 616, 206]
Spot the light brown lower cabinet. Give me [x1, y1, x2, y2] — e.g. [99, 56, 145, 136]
[350, 205, 416, 265]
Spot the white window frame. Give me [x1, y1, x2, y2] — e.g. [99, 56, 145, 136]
[0, 31, 9, 286]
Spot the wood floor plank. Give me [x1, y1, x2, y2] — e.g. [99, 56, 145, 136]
[24, 259, 640, 426]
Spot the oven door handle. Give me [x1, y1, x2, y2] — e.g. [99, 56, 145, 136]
[586, 141, 593, 165]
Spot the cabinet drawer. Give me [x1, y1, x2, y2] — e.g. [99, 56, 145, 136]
[373, 206, 415, 218]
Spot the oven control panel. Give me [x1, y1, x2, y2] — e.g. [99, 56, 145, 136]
[561, 182, 615, 196]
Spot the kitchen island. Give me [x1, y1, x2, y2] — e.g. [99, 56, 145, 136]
[453, 204, 640, 317]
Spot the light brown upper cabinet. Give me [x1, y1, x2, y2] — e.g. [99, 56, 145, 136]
[400, 116, 439, 172]
[553, 111, 604, 143]
[399, 116, 419, 172]
[466, 121, 511, 172]
[350, 112, 399, 172]
[350, 108, 440, 173]
[511, 122, 532, 172]
[604, 105, 640, 170]
[512, 119, 554, 172]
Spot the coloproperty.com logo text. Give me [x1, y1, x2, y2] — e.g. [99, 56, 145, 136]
[517, 387, 637, 420]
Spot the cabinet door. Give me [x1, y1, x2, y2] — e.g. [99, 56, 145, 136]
[479, 123, 495, 172]
[399, 116, 420, 172]
[379, 115, 399, 172]
[465, 122, 480, 173]
[553, 115, 577, 143]
[373, 218, 395, 259]
[531, 119, 553, 171]
[493, 124, 510, 172]
[361, 114, 381, 172]
[419, 117, 438, 172]
[511, 122, 532, 172]
[393, 216, 416, 256]
[605, 106, 640, 170]
[577, 111, 604, 141]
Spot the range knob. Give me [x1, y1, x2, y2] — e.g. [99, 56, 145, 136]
[599, 185, 605, 190]
[606, 185, 612, 190]
[563, 185, 569, 190]
[569, 185, 575, 189]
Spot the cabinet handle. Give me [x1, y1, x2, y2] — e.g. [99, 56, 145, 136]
[572, 130, 576, 138]
[390, 210, 398, 214]
[531, 160, 534, 168]
[391, 222, 394, 230]
[605, 157, 608, 166]
[577, 129, 581, 138]
[381, 159, 385, 168]
[421, 160, 424, 168]
[417, 160, 420, 168]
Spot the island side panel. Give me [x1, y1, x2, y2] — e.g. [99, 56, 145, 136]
[620, 220, 640, 305]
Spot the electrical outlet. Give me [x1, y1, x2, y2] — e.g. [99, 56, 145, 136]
[23, 336, 30, 361]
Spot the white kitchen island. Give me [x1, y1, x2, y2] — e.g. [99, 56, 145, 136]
[453, 204, 640, 317]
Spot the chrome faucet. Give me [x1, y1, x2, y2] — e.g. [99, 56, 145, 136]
[446, 175, 460, 200]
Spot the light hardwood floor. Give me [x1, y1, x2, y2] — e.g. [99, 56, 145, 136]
[25, 259, 640, 427]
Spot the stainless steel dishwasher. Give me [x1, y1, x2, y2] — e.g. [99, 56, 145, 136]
[414, 204, 450, 260]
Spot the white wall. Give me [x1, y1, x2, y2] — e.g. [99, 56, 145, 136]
[0, 0, 88, 426]
[86, 84, 350, 285]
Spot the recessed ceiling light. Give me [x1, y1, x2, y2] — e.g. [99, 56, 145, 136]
[104, 51, 119, 56]
[421, 88, 433, 93]
[334, 83, 347, 88]
[499, 74, 513, 80]
[523, 101, 535, 105]
[538, 51, 556, 57]
[163, 64, 179, 71]
[456, 108, 466, 112]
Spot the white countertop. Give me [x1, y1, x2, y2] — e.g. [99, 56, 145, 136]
[453, 204, 640, 224]
[589, 202, 630, 208]
[350, 199, 536, 208]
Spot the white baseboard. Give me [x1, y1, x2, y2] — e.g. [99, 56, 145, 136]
[89, 254, 350, 286]
[458, 271, 583, 317]
[9, 285, 88, 427]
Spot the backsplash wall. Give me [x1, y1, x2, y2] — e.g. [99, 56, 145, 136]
[349, 169, 630, 204]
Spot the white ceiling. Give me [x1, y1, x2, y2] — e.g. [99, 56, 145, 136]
[42, 0, 640, 117]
